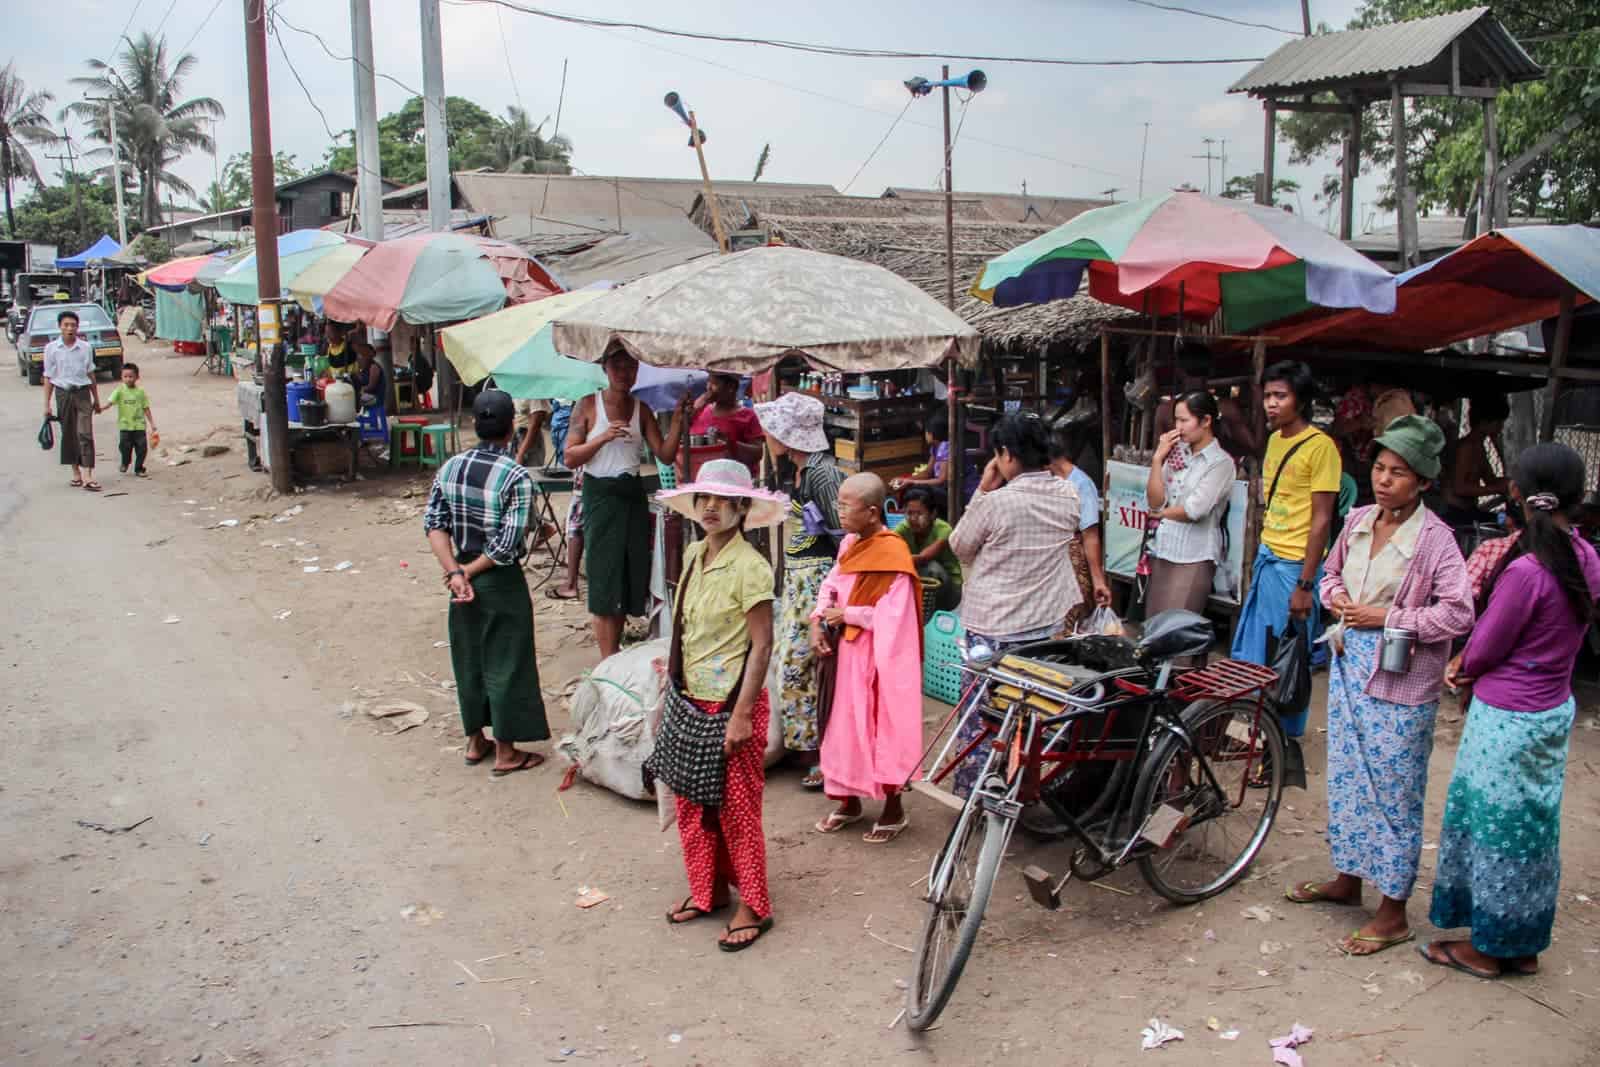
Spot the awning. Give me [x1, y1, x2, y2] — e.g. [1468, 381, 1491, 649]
[56, 235, 122, 269]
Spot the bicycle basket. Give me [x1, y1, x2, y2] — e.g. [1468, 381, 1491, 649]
[923, 610, 965, 704]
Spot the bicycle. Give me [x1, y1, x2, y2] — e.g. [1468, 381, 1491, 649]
[904, 610, 1286, 1031]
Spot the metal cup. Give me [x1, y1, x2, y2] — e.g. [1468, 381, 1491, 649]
[1379, 626, 1417, 672]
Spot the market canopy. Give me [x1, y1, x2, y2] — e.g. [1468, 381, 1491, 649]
[1264, 225, 1600, 351]
[137, 253, 223, 292]
[438, 289, 608, 400]
[56, 235, 122, 269]
[550, 245, 980, 373]
[969, 191, 1396, 333]
[212, 229, 368, 306]
[321, 232, 562, 331]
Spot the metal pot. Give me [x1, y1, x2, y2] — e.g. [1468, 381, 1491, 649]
[1379, 626, 1417, 672]
[299, 399, 328, 427]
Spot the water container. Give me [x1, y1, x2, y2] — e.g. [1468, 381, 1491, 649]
[285, 380, 316, 423]
[324, 380, 358, 423]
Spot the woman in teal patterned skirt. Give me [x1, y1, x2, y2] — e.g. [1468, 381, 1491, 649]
[1425, 444, 1600, 979]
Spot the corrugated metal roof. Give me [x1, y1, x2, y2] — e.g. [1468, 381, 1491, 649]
[1230, 6, 1541, 96]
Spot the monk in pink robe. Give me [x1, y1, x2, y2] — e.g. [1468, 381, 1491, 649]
[810, 473, 924, 843]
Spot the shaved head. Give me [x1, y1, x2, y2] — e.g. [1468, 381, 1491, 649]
[842, 472, 887, 511]
[838, 473, 887, 535]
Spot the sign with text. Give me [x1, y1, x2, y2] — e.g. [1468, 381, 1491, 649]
[1103, 460, 1248, 606]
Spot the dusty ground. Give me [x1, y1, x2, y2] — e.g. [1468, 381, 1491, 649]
[3, 338, 1600, 1066]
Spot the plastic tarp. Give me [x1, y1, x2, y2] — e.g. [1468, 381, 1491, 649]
[56, 234, 121, 269]
[154, 288, 205, 342]
[1266, 225, 1600, 350]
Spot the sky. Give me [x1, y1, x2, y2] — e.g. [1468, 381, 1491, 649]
[11, 0, 1393, 232]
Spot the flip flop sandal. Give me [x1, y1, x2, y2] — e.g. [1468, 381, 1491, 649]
[1500, 959, 1540, 979]
[863, 819, 910, 844]
[464, 743, 493, 766]
[1418, 940, 1499, 979]
[718, 916, 775, 952]
[1342, 929, 1415, 956]
[545, 586, 580, 600]
[490, 751, 545, 777]
[82, 481, 103, 492]
[800, 768, 825, 790]
[665, 896, 729, 925]
[1285, 881, 1362, 905]
[69, 478, 84, 487]
[814, 810, 865, 834]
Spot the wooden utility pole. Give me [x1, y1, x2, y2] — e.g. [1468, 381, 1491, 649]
[46, 136, 85, 241]
[940, 64, 963, 520]
[1389, 80, 1416, 268]
[245, 0, 290, 490]
[1258, 101, 1277, 206]
[687, 110, 727, 253]
[1339, 104, 1361, 239]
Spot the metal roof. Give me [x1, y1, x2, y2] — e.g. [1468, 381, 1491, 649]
[1230, 6, 1541, 97]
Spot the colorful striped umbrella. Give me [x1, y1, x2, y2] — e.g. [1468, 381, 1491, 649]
[212, 230, 367, 306]
[285, 243, 370, 312]
[971, 191, 1396, 333]
[322, 232, 562, 331]
[137, 254, 223, 292]
[439, 290, 608, 400]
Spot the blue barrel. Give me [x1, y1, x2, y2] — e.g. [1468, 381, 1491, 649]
[286, 380, 316, 422]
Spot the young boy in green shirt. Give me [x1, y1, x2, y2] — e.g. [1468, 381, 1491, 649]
[895, 487, 962, 611]
[100, 363, 158, 477]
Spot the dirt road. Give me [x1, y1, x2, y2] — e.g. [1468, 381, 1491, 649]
[3, 340, 1599, 1066]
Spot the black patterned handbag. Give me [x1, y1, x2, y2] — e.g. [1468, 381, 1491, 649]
[642, 557, 748, 811]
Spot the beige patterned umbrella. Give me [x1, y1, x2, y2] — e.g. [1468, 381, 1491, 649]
[550, 246, 980, 373]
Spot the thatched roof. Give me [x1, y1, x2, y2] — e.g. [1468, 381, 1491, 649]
[692, 194, 1132, 348]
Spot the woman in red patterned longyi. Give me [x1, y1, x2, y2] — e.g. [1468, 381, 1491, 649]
[656, 460, 787, 951]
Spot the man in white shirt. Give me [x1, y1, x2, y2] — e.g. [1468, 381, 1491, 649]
[42, 309, 103, 491]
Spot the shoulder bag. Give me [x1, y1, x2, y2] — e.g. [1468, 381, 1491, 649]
[642, 554, 749, 813]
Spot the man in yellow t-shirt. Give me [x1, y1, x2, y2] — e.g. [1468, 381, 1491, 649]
[1230, 361, 1340, 738]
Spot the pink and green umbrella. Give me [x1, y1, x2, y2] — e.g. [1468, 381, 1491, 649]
[971, 191, 1396, 333]
[322, 232, 562, 330]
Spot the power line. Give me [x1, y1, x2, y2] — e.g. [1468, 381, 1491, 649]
[270, 22, 339, 144]
[113, 0, 145, 53]
[177, 0, 228, 59]
[1117, 0, 1302, 36]
[841, 97, 913, 194]
[569, 18, 1137, 184]
[452, 0, 1267, 66]
[152, 0, 182, 39]
[496, 5, 524, 111]
[272, 8, 423, 97]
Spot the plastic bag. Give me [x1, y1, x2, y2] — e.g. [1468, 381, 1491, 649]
[1076, 605, 1126, 638]
[1268, 620, 1312, 717]
[37, 415, 55, 452]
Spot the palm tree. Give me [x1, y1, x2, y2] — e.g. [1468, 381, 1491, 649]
[491, 105, 572, 174]
[0, 64, 58, 235]
[69, 31, 224, 227]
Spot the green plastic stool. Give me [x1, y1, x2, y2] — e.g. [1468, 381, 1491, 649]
[419, 424, 453, 468]
[390, 423, 424, 468]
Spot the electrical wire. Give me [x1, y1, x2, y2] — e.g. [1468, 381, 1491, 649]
[452, 0, 1267, 66]
[272, 8, 423, 97]
[564, 18, 1136, 183]
[113, 0, 145, 53]
[270, 22, 340, 144]
[152, 0, 182, 40]
[1117, 0, 1302, 36]
[841, 97, 913, 194]
[176, 0, 228, 59]
[496, 5, 524, 111]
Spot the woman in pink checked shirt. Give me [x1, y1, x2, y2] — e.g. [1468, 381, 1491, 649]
[1284, 415, 1473, 958]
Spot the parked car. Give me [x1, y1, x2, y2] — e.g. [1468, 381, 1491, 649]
[16, 303, 122, 386]
[8, 272, 75, 344]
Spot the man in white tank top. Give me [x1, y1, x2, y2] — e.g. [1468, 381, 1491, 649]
[564, 348, 690, 657]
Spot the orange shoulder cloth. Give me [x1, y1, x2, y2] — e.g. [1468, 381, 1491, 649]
[838, 528, 922, 643]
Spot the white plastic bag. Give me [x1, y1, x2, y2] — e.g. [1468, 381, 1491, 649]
[1076, 605, 1126, 638]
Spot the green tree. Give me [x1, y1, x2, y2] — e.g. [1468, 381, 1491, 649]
[206, 150, 302, 210]
[1281, 2, 1600, 222]
[5, 178, 142, 252]
[1221, 173, 1300, 206]
[752, 143, 771, 183]
[67, 31, 225, 227]
[129, 231, 173, 264]
[325, 96, 573, 182]
[0, 64, 58, 236]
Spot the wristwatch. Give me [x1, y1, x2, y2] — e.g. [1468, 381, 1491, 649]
[1295, 578, 1315, 592]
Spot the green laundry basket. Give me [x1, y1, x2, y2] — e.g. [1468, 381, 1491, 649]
[922, 610, 966, 704]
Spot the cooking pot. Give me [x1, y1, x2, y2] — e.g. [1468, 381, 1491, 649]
[299, 399, 328, 427]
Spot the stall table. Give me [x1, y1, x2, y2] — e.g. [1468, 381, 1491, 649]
[796, 389, 933, 483]
[237, 380, 361, 481]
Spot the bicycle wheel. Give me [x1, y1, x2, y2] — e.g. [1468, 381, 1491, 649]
[906, 801, 1010, 1030]
[1134, 699, 1285, 904]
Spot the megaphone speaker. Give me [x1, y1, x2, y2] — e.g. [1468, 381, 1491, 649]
[663, 91, 691, 126]
[687, 128, 707, 147]
[965, 69, 987, 93]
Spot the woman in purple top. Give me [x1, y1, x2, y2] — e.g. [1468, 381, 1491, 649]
[1424, 443, 1600, 980]
[1286, 416, 1474, 957]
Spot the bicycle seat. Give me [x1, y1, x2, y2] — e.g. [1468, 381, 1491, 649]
[1136, 610, 1214, 661]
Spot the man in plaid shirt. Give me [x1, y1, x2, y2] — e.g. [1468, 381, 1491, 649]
[425, 389, 549, 777]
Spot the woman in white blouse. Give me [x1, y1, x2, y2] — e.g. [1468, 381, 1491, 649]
[1144, 390, 1235, 616]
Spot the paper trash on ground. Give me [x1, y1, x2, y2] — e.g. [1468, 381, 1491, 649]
[575, 886, 610, 909]
[1269, 1022, 1314, 1067]
[1140, 1019, 1183, 1051]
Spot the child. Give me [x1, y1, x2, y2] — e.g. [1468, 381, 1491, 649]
[100, 363, 158, 477]
[890, 413, 950, 503]
[895, 486, 962, 611]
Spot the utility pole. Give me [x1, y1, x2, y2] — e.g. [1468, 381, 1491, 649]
[46, 135, 85, 241]
[350, 0, 384, 244]
[245, 0, 291, 491]
[1194, 139, 1219, 195]
[1138, 122, 1150, 199]
[420, 0, 450, 233]
[940, 64, 961, 517]
[1300, 0, 1313, 35]
[85, 97, 128, 246]
[1219, 137, 1227, 192]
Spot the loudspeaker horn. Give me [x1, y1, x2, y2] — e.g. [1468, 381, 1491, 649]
[663, 91, 691, 126]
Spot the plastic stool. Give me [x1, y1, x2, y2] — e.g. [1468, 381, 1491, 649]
[390, 423, 425, 468]
[419, 424, 453, 468]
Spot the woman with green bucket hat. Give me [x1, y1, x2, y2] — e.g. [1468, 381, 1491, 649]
[1285, 415, 1474, 957]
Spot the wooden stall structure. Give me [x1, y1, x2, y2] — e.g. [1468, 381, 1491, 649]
[1230, 7, 1542, 259]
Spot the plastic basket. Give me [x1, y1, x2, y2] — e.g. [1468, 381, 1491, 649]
[919, 576, 941, 620]
[923, 609, 965, 704]
[654, 460, 677, 491]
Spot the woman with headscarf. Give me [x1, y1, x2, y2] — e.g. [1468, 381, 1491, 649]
[1286, 415, 1474, 956]
[651, 460, 786, 951]
[754, 391, 846, 789]
[1422, 443, 1600, 980]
